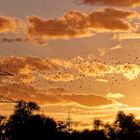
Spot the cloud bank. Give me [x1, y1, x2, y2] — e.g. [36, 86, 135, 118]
[0, 7, 136, 45]
[27, 8, 134, 44]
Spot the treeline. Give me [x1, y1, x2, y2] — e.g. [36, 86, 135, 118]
[1, 101, 140, 140]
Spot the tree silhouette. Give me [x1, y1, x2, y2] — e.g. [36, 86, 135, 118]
[27, 101, 40, 113]
[25, 114, 57, 140]
[1, 101, 140, 140]
[110, 111, 140, 140]
[14, 100, 40, 115]
[93, 119, 102, 130]
[3, 100, 40, 140]
[0, 115, 5, 140]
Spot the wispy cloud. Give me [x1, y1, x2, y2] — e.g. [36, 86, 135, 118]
[110, 44, 123, 50]
[107, 92, 125, 99]
[98, 43, 123, 56]
[95, 79, 109, 82]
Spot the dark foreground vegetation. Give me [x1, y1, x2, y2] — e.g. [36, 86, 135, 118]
[1, 101, 140, 140]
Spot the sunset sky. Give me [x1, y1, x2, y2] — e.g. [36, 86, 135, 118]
[1, 0, 140, 129]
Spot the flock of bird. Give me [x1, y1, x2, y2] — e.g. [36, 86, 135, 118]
[0, 54, 139, 94]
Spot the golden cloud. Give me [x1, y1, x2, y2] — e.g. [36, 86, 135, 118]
[0, 8, 136, 45]
[95, 79, 109, 82]
[107, 92, 125, 99]
[0, 56, 140, 84]
[113, 32, 140, 40]
[79, 0, 140, 7]
[0, 83, 38, 101]
[0, 83, 112, 106]
[74, 58, 140, 80]
[0, 56, 74, 84]
[0, 16, 18, 33]
[115, 64, 140, 80]
[26, 8, 133, 44]
[0, 56, 61, 75]
[59, 94, 112, 106]
[19, 74, 35, 84]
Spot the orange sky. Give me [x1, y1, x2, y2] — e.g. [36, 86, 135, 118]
[1, 0, 140, 129]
